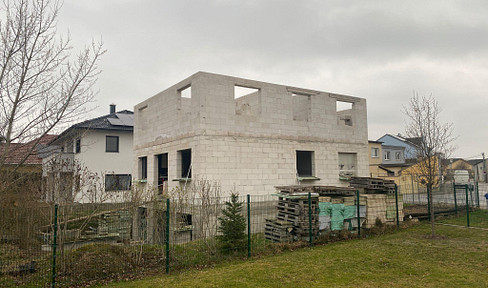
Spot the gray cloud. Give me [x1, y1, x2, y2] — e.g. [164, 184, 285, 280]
[56, 0, 488, 158]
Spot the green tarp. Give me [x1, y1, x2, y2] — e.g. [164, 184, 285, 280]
[327, 203, 345, 231]
[343, 206, 357, 219]
[318, 202, 332, 216]
[319, 202, 365, 231]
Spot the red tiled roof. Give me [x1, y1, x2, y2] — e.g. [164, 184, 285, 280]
[0, 134, 57, 165]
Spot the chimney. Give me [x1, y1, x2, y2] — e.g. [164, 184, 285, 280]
[110, 104, 116, 114]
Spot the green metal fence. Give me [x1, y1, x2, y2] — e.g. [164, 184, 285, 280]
[0, 187, 407, 287]
[400, 180, 488, 229]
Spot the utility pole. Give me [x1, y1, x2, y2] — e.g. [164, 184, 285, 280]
[483, 152, 487, 183]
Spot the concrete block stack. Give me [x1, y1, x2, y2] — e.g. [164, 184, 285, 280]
[348, 177, 403, 227]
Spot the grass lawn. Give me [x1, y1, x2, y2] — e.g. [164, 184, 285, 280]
[437, 209, 488, 229]
[100, 222, 488, 288]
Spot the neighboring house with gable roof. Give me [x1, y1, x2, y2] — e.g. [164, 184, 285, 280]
[1, 134, 57, 203]
[1, 134, 57, 172]
[368, 140, 408, 185]
[41, 105, 133, 203]
[377, 133, 420, 161]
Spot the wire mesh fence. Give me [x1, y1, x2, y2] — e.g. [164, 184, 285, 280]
[400, 179, 488, 229]
[0, 182, 436, 287]
[0, 204, 53, 287]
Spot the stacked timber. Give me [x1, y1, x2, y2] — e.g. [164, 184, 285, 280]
[349, 177, 395, 194]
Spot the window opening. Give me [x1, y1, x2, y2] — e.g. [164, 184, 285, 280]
[371, 148, 379, 158]
[384, 151, 391, 161]
[178, 85, 191, 99]
[106, 136, 119, 152]
[156, 153, 168, 194]
[139, 156, 147, 179]
[75, 139, 81, 153]
[105, 174, 131, 191]
[234, 85, 259, 99]
[336, 101, 353, 112]
[296, 150, 314, 177]
[336, 100, 353, 126]
[395, 152, 402, 160]
[178, 212, 192, 227]
[178, 149, 191, 178]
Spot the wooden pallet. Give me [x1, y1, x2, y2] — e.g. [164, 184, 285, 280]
[349, 177, 396, 193]
[265, 219, 294, 242]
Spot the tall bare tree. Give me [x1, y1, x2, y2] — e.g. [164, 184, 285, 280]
[403, 92, 456, 237]
[0, 0, 104, 194]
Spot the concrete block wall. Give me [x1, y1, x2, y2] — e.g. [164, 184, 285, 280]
[134, 72, 369, 196]
[133, 135, 368, 196]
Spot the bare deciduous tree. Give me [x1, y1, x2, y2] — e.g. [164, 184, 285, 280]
[0, 0, 105, 194]
[403, 92, 456, 237]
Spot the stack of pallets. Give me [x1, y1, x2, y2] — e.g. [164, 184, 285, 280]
[349, 177, 396, 194]
[264, 219, 293, 242]
[265, 191, 319, 242]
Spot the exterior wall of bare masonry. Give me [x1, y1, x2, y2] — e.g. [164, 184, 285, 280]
[134, 72, 368, 196]
[132, 134, 368, 196]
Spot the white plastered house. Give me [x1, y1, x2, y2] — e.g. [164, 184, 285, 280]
[41, 105, 133, 203]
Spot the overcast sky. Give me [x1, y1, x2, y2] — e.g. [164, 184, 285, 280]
[57, 0, 488, 159]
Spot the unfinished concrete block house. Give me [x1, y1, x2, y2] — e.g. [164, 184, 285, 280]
[134, 72, 369, 196]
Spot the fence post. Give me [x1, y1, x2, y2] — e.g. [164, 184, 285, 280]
[417, 181, 421, 203]
[395, 184, 400, 228]
[453, 182, 458, 215]
[165, 198, 170, 274]
[476, 182, 480, 208]
[356, 190, 361, 239]
[308, 192, 312, 246]
[51, 204, 58, 288]
[465, 184, 470, 228]
[247, 194, 251, 259]
[410, 175, 415, 204]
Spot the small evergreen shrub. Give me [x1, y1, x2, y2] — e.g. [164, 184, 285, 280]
[217, 193, 246, 253]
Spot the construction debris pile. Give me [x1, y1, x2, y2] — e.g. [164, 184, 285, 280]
[265, 179, 403, 242]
